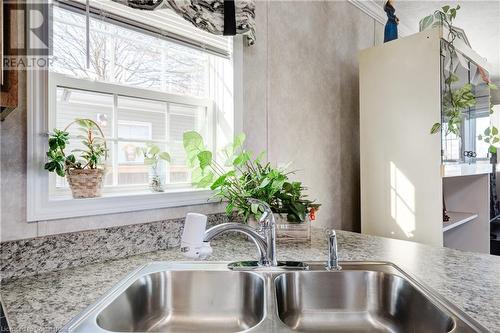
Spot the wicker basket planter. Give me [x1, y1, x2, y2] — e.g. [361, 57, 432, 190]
[60, 119, 108, 199]
[66, 168, 106, 199]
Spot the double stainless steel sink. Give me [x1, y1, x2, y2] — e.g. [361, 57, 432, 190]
[60, 262, 489, 333]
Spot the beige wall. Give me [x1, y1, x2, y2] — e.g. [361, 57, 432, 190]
[1, 0, 383, 242]
[243, 1, 383, 231]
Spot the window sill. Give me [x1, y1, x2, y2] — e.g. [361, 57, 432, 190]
[27, 187, 216, 222]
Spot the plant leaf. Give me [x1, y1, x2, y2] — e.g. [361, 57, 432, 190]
[183, 131, 204, 151]
[430, 122, 441, 134]
[225, 202, 234, 215]
[255, 151, 266, 164]
[197, 172, 214, 188]
[159, 152, 171, 162]
[251, 203, 260, 215]
[197, 151, 213, 170]
[233, 133, 246, 150]
[149, 145, 160, 155]
[211, 174, 227, 190]
[259, 177, 271, 188]
[421, 15, 433, 30]
[191, 167, 204, 183]
[233, 151, 250, 166]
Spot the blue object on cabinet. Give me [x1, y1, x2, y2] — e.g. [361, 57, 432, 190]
[384, 1, 398, 42]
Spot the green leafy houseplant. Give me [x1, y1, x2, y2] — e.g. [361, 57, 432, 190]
[136, 143, 171, 192]
[428, 5, 499, 154]
[182, 131, 320, 223]
[44, 119, 108, 198]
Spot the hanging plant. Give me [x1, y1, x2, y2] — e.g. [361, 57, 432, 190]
[429, 5, 473, 136]
[428, 5, 499, 154]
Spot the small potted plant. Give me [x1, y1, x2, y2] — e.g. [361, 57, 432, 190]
[182, 131, 320, 242]
[136, 143, 171, 192]
[44, 119, 107, 199]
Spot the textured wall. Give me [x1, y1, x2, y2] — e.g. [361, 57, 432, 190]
[243, 1, 384, 232]
[1, 0, 383, 241]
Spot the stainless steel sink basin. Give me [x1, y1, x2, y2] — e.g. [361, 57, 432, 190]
[61, 262, 489, 333]
[96, 271, 265, 333]
[275, 270, 454, 332]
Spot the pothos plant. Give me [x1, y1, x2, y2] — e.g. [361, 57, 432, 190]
[428, 5, 499, 154]
[44, 119, 107, 177]
[136, 143, 171, 192]
[182, 131, 320, 223]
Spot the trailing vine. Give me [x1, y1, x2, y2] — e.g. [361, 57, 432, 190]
[428, 5, 498, 154]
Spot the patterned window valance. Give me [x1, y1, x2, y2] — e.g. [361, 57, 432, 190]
[112, 0, 256, 45]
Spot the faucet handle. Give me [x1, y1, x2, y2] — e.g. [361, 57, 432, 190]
[326, 229, 342, 271]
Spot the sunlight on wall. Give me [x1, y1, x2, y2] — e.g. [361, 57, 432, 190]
[390, 161, 416, 238]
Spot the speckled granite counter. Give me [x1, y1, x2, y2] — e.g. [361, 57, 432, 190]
[1, 229, 500, 333]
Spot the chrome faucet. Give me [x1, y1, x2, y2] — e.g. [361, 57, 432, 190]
[326, 230, 342, 271]
[203, 199, 278, 267]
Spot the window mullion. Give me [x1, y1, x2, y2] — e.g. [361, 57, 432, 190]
[112, 94, 119, 186]
[165, 102, 171, 185]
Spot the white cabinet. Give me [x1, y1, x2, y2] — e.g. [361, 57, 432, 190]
[359, 28, 491, 253]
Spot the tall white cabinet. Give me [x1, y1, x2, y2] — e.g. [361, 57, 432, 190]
[359, 28, 491, 253]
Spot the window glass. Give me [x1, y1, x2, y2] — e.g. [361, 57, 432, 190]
[117, 97, 165, 141]
[55, 87, 114, 138]
[442, 123, 461, 161]
[52, 6, 209, 98]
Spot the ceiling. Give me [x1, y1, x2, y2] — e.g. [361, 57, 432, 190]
[381, 0, 500, 82]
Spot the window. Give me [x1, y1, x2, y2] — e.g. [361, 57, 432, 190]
[27, 1, 239, 221]
[442, 123, 461, 161]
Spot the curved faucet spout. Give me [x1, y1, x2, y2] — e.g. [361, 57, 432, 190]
[203, 223, 270, 266]
[201, 199, 278, 267]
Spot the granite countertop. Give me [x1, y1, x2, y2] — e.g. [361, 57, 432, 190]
[1, 229, 500, 333]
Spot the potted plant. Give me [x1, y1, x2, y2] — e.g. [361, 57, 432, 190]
[44, 119, 107, 199]
[136, 143, 171, 192]
[183, 131, 320, 242]
[239, 161, 320, 242]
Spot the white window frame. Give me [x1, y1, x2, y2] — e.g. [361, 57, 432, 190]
[27, 7, 243, 222]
